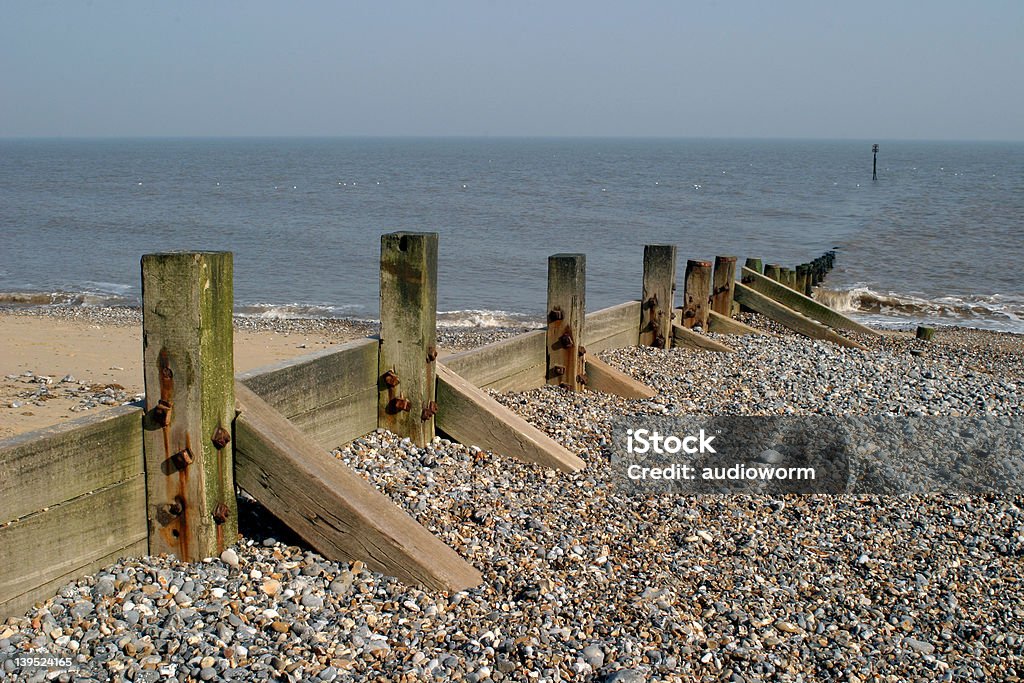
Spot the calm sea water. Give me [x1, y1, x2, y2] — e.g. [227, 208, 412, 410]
[1, 138, 1021, 331]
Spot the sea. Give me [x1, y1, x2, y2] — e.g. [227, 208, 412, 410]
[1, 138, 1021, 332]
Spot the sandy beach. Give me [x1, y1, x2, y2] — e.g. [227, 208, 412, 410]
[2, 307, 1023, 682]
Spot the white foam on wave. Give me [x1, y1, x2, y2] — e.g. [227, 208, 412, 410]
[815, 286, 1024, 333]
[437, 309, 541, 329]
[235, 302, 366, 320]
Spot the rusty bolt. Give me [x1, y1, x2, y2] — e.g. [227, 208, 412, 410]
[167, 499, 184, 517]
[382, 370, 400, 388]
[654, 334, 666, 348]
[212, 426, 231, 449]
[161, 367, 173, 380]
[646, 294, 659, 309]
[153, 399, 172, 427]
[426, 347, 438, 362]
[578, 345, 586, 355]
[577, 374, 588, 386]
[421, 400, 439, 421]
[548, 308, 564, 322]
[550, 365, 566, 377]
[559, 331, 574, 348]
[172, 447, 194, 469]
[213, 502, 231, 525]
[389, 397, 412, 413]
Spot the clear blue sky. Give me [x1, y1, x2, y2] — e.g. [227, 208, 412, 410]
[2, 1, 1022, 140]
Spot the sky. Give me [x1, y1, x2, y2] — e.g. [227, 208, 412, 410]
[2, 1, 1022, 140]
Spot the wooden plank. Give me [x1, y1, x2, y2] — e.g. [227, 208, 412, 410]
[585, 301, 641, 352]
[733, 282, 866, 350]
[711, 255, 737, 317]
[707, 310, 767, 336]
[585, 357, 657, 399]
[379, 232, 438, 447]
[441, 330, 546, 391]
[0, 477, 148, 614]
[0, 405, 143, 523]
[682, 259, 712, 329]
[639, 245, 676, 349]
[547, 254, 586, 391]
[739, 267, 879, 336]
[0, 538, 147, 621]
[671, 324, 736, 353]
[237, 338, 379, 417]
[234, 382, 481, 592]
[141, 251, 236, 561]
[286, 387, 378, 449]
[435, 364, 585, 472]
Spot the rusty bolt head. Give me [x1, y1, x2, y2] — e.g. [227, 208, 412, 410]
[646, 294, 659, 309]
[577, 374, 588, 386]
[426, 347, 438, 362]
[389, 397, 412, 413]
[153, 399, 172, 427]
[212, 426, 231, 450]
[548, 308, 564, 322]
[161, 367, 173, 380]
[559, 332, 574, 348]
[654, 334, 666, 348]
[382, 370, 400, 388]
[172, 447, 194, 469]
[213, 502, 231, 525]
[421, 400, 439, 421]
[550, 365, 566, 377]
[167, 500, 183, 517]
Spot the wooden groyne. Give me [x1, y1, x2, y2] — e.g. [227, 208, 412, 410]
[0, 234, 865, 618]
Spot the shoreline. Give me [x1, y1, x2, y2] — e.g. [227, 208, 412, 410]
[2, 307, 1023, 681]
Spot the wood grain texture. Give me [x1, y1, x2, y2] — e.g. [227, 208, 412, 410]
[671, 324, 736, 353]
[682, 260, 712, 330]
[546, 254, 586, 391]
[707, 310, 767, 337]
[441, 330, 546, 393]
[234, 382, 481, 592]
[711, 256, 737, 317]
[237, 339, 378, 417]
[584, 301, 642, 353]
[0, 477, 148, 614]
[435, 364, 584, 472]
[0, 404, 143, 523]
[733, 282, 866, 350]
[584, 357, 657, 399]
[739, 267, 879, 336]
[238, 338, 379, 448]
[379, 233, 438, 447]
[141, 251, 236, 561]
[639, 245, 676, 349]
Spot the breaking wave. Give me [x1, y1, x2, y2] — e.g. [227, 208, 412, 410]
[815, 286, 1024, 332]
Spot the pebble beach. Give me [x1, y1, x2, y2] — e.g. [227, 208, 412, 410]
[2, 308, 1024, 682]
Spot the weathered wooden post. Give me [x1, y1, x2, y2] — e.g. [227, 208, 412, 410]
[141, 252, 236, 560]
[916, 325, 935, 341]
[547, 254, 586, 391]
[639, 245, 676, 349]
[711, 255, 737, 317]
[682, 259, 712, 330]
[744, 258, 763, 274]
[796, 264, 810, 296]
[783, 268, 798, 290]
[763, 264, 781, 282]
[379, 232, 438, 448]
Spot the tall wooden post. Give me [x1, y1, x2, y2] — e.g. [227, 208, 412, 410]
[711, 255, 737, 317]
[764, 264, 782, 282]
[744, 258, 763, 274]
[639, 245, 676, 349]
[547, 254, 586, 391]
[682, 259, 712, 330]
[379, 232, 438, 447]
[141, 252, 237, 561]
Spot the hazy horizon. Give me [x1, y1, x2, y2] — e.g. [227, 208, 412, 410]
[3, 1, 1022, 141]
